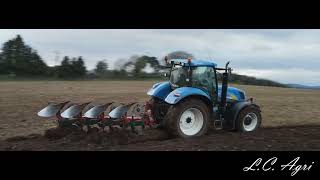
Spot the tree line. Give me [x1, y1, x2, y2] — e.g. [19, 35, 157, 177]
[0, 35, 163, 79]
[0, 35, 286, 87]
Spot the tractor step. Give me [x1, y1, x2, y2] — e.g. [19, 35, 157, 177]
[213, 119, 223, 130]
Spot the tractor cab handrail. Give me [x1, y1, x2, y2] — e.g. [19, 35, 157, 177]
[215, 67, 232, 73]
[215, 67, 228, 71]
[215, 61, 232, 73]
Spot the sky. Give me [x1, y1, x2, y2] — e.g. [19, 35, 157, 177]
[0, 29, 319, 86]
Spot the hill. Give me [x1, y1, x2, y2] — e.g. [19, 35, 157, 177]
[226, 73, 287, 87]
[286, 84, 320, 90]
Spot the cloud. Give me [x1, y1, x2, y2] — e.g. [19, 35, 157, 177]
[0, 29, 319, 85]
[235, 68, 320, 86]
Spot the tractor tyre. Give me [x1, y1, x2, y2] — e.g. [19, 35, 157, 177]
[164, 98, 210, 138]
[149, 97, 169, 128]
[149, 97, 159, 121]
[235, 106, 261, 132]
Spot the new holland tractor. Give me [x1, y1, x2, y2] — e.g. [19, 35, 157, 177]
[37, 58, 262, 138]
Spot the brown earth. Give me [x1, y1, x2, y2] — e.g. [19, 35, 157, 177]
[1, 125, 320, 151]
[0, 81, 320, 151]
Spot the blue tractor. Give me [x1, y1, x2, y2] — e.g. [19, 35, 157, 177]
[147, 58, 262, 138]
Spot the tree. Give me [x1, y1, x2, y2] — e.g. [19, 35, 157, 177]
[135, 56, 160, 75]
[0, 53, 4, 74]
[57, 56, 71, 78]
[94, 60, 109, 76]
[0, 35, 48, 76]
[121, 55, 160, 77]
[72, 56, 87, 77]
[166, 51, 195, 60]
[114, 55, 139, 71]
[56, 56, 87, 79]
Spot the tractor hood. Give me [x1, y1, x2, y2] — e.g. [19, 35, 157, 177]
[218, 86, 246, 102]
[147, 82, 172, 100]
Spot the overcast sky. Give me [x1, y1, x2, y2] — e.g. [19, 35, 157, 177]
[0, 29, 319, 86]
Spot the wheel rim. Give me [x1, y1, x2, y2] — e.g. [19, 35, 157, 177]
[243, 112, 258, 131]
[179, 108, 204, 136]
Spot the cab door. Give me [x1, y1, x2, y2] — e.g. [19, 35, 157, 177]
[191, 66, 216, 101]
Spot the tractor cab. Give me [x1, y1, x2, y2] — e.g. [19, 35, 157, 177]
[168, 59, 217, 99]
[163, 58, 245, 104]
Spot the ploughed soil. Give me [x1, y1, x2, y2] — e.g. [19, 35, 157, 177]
[1, 125, 320, 151]
[1, 81, 320, 151]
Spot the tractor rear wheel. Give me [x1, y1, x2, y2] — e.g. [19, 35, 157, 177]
[165, 98, 210, 138]
[236, 106, 261, 132]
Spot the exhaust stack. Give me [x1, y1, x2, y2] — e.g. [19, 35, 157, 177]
[220, 61, 231, 115]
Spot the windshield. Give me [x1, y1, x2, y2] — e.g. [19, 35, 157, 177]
[169, 65, 216, 97]
[170, 64, 189, 88]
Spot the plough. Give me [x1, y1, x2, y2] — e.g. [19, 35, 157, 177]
[37, 101, 158, 133]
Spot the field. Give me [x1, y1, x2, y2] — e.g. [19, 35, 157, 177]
[1, 81, 320, 151]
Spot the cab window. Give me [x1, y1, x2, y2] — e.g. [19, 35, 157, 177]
[191, 66, 216, 97]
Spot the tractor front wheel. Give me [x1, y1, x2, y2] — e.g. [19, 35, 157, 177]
[165, 98, 210, 138]
[236, 106, 261, 132]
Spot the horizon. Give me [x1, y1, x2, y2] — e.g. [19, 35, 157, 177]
[0, 29, 319, 86]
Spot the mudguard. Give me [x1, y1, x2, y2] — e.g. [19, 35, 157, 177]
[164, 87, 211, 105]
[224, 101, 261, 130]
[147, 82, 171, 100]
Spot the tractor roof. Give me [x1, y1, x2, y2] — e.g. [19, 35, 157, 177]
[170, 59, 217, 67]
